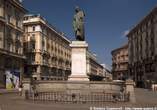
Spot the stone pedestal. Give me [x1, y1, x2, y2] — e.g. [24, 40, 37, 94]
[69, 41, 89, 81]
[125, 79, 136, 103]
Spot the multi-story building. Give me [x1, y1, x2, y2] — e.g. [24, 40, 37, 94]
[101, 64, 112, 81]
[105, 70, 112, 81]
[87, 52, 106, 81]
[127, 7, 157, 88]
[23, 14, 71, 80]
[0, 0, 27, 88]
[111, 44, 128, 80]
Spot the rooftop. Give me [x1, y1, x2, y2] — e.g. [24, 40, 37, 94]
[23, 14, 71, 43]
[11, 0, 27, 13]
[127, 6, 157, 37]
[111, 43, 128, 55]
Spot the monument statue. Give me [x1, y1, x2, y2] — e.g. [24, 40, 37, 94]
[73, 6, 85, 41]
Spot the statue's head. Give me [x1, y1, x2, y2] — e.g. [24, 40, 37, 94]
[75, 6, 80, 13]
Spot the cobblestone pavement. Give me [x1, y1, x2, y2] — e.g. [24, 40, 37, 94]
[0, 88, 157, 110]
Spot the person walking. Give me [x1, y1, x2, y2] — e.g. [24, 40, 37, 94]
[18, 84, 23, 96]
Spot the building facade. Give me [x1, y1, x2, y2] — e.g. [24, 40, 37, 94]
[101, 64, 112, 81]
[23, 14, 71, 80]
[111, 44, 128, 80]
[87, 52, 106, 81]
[127, 7, 157, 88]
[105, 70, 112, 81]
[0, 0, 26, 88]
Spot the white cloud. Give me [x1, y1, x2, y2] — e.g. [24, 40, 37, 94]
[123, 30, 130, 36]
[101, 63, 111, 71]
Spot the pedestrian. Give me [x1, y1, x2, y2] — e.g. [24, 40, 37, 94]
[18, 84, 23, 96]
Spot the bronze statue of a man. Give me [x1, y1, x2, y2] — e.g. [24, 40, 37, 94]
[73, 6, 85, 41]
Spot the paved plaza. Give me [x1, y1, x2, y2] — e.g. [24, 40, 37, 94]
[135, 88, 157, 105]
[0, 88, 157, 110]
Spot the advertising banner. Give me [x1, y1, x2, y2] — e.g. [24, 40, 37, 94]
[5, 70, 20, 89]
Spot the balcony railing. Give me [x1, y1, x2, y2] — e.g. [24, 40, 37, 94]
[0, 16, 5, 22]
[40, 76, 67, 81]
[28, 61, 40, 65]
[42, 61, 49, 66]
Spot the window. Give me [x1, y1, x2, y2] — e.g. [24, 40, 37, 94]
[16, 32, 20, 40]
[33, 26, 35, 31]
[30, 35, 35, 50]
[150, 33, 154, 56]
[7, 42, 12, 51]
[0, 26, 3, 41]
[0, 0, 4, 17]
[30, 54, 35, 62]
[15, 10, 21, 28]
[47, 43, 50, 50]
[15, 46, 20, 53]
[42, 40, 45, 50]
[43, 56, 48, 64]
[32, 67, 37, 73]
[30, 40, 35, 50]
[51, 45, 53, 51]
[32, 34, 35, 38]
[7, 14, 11, 23]
[24, 27, 28, 32]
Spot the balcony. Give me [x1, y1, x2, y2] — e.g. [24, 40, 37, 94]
[42, 61, 49, 67]
[40, 76, 67, 81]
[66, 67, 71, 70]
[0, 16, 5, 22]
[42, 50, 50, 57]
[0, 48, 25, 59]
[51, 64, 57, 68]
[114, 67, 128, 72]
[27, 61, 40, 65]
[15, 39, 21, 45]
[6, 36, 13, 42]
[27, 49, 37, 53]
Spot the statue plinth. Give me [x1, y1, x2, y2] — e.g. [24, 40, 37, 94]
[69, 41, 89, 81]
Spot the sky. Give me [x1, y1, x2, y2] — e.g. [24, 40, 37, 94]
[22, 0, 157, 70]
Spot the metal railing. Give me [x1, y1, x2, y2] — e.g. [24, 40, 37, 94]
[40, 76, 68, 81]
[25, 91, 130, 103]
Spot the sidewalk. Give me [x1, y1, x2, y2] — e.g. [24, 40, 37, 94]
[0, 89, 19, 94]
